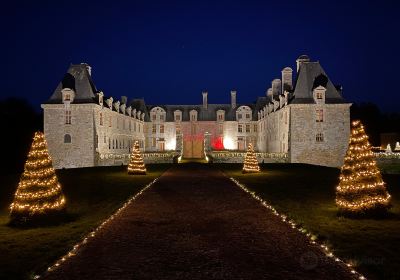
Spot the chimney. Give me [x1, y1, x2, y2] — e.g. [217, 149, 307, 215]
[266, 88, 273, 99]
[81, 63, 92, 76]
[272, 79, 282, 96]
[296, 55, 310, 72]
[202, 91, 208, 109]
[121, 96, 127, 104]
[231, 90, 237, 108]
[281, 67, 293, 92]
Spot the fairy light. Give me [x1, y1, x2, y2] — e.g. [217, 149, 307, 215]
[10, 132, 66, 220]
[230, 177, 367, 280]
[34, 177, 159, 279]
[336, 120, 391, 214]
[242, 143, 260, 173]
[127, 141, 146, 175]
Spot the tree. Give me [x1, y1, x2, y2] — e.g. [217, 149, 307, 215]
[128, 141, 146, 175]
[336, 120, 391, 215]
[242, 143, 260, 173]
[10, 132, 66, 222]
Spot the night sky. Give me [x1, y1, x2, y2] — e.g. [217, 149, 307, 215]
[1, 0, 399, 112]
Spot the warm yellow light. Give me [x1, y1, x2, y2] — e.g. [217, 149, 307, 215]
[128, 141, 146, 175]
[10, 132, 66, 220]
[242, 143, 260, 173]
[336, 120, 391, 214]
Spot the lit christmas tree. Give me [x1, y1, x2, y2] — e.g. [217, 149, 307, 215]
[10, 132, 66, 222]
[242, 143, 260, 173]
[128, 141, 146, 175]
[336, 120, 391, 215]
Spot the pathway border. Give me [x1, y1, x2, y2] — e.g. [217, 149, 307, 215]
[229, 177, 367, 280]
[34, 178, 159, 279]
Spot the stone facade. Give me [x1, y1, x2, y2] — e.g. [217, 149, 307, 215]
[42, 56, 351, 169]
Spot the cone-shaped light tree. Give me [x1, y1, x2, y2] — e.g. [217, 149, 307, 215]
[242, 143, 260, 173]
[336, 120, 391, 214]
[128, 141, 146, 175]
[10, 132, 66, 221]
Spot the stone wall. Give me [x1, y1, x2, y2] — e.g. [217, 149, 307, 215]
[42, 103, 96, 169]
[289, 104, 350, 167]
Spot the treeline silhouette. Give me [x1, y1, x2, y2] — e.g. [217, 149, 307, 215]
[0, 98, 42, 174]
[0, 98, 398, 173]
[351, 103, 400, 146]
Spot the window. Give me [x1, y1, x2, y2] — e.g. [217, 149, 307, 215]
[254, 124, 257, 132]
[316, 133, 324, 142]
[246, 124, 250, 133]
[129, 121, 131, 131]
[64, 93, 71, 101]
[175, 115, 181, 121]
[190, 111, 197, 121]
[218, 124, 223, 134]
[316, 109, 324, 122]
[317, 92, 323, 99]
[176, 125, 181, 134]
[152, 114, 156, 121]
[238, 124, 243, 133]
[160, 115, 164, 121]
[99, 112, 103, 125]
[152, 137, 156, 147]
[64, 134, 71, 143]
[134, 122, 136, 132]
[238, 114, 242, 120]
[160, 125, 164, 133]
[104, 135, 106, 143]
[65, 110, 71, 124]
[109, 138, 111, 149]
[152, 124, 156, 133]
[246, 113, 250, 119]
[109, 116, 112, 127]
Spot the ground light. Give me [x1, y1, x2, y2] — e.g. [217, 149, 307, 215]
[230, 178, 367, 280]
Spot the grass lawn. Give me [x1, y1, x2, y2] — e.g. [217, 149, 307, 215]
[0, 164, 170, 280]
[220, 163, 400, 280]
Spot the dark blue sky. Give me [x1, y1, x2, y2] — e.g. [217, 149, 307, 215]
[1, 0, 399, 112]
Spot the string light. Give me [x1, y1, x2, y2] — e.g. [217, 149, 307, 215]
[127, 141, 146, 175]
[34, 178, 159, 279]
[230, 178, 367, 280]
[336, 120, 391, 214]
[10, 132, 66, 220]
[242, 143, 260, 173]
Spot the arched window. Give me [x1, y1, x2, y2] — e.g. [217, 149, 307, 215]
[64, 134, 71, 143]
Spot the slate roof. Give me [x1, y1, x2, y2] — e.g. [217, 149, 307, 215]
[145, 103, 257, 122]
[44, 64, 98, 104]
[290, 61, 346, 104]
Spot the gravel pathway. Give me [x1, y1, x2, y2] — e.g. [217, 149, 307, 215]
[44, 163, 355, 280]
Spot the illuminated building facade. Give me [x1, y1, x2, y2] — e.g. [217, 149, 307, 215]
[42, 55, 350, 168]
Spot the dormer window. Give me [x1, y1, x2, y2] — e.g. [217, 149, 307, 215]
[62, 88, 75, 103]
[217, 110, 225, 121]
[174, 110, 182, 122]
[313, 85, 326, 104]
[190, 110, 197, 122]
[236, 106, 252, 121]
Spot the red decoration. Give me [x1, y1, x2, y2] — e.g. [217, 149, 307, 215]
[212, 136, 224, 150]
